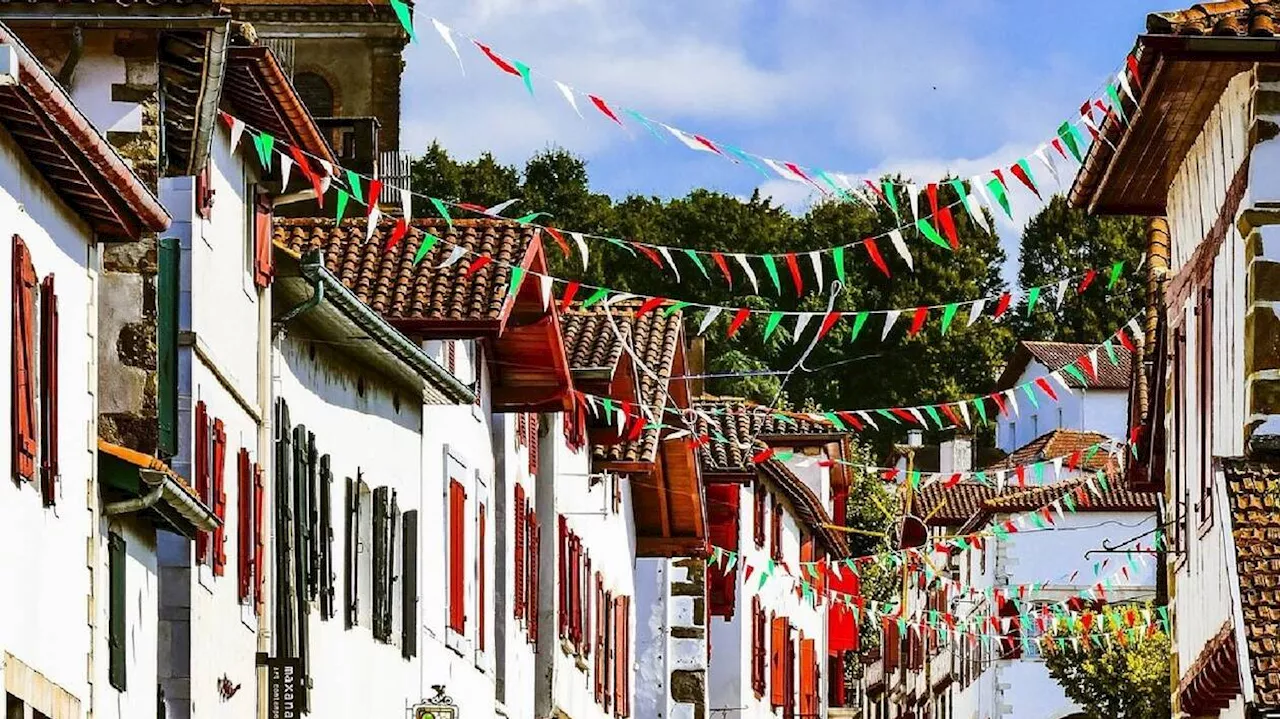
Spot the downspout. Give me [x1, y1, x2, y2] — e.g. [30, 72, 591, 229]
[103, 469, 166, 515]
[185, 18, 230, 175]
[55, 26, 82, 87]
[273, 272, 323, 330]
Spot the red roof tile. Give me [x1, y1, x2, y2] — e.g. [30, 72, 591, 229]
[1223, 458, 1280, 708]
[692, 397, 837, 473]
[983, 430, 1120, 474]
[915, 483, 1000, 527]
[996, 341, 1131, 391]
[1147, 1, 1280, 36]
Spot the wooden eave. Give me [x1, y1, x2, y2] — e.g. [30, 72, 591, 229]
[221, 44, 337, 165]
[598, 436, 706, 559]
[489, 236, 572, 412]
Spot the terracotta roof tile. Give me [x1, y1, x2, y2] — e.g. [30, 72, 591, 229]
[562, 307, 631, 373]
[587, 304, 685, 466]
[1223, 458, 1280, 708]
[983, 430, 1120, 474]
[1147, 1, 1280, 36]
[273, 218, 534, 324]
[692, 397, 836, 473]
[997, 341, 1132, 390]
[978, 475, 1157, 514]
[915, 483, 1000, 527]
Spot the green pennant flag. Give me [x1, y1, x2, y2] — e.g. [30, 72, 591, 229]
[764, 312, 785, 341]
[707, 546, 723, 568]
[882, 182, 900, 220]
[876, 409, 898, 424]
[986, 177, 1013, 219]
[941, 304, 959, 334]
[1062, 363, 1087, 385]
[512, 59, 535, 97]
[1034, 462, 1045, 485]
[761, 255, 782, 295]
[663, 301, 692, 317]
[603, 237, 637, 256]
[823, 412, 847, 431]
[909, 470, 921, 490]
[430, 197, 453, 228]
[412, 232, 439, 266]
[335, 189, 350, 223]
[1021, 383, 1040, 409]
[1025, 286, 1041, 316]
[924, 406, 942, 428]
[1030, 512, 1046, 529]
[992, 523, 1008, 540]
[1064, 493, 1077, 513]
[507, 266, 527, 299]
[346, 169, 364, 204]
[973, 471, 989, 487]
[973, 399, 988, 425]
[850, 312, 870, 342]
[253, 132, 275, 171]
[917, 219, 950, 250]
[514, 211, 548, 225]
[1103, 339, 1119, 365]
[1084, 443, 1101, 466]
[581, 287, 610, 308]
[389, 0, 416, 41]
[1057, 121, 1083, 162]
[1107, 83, 1125, 124]
[684, 249, 710, 280]
[1108, 261, 1125, 289]
[832, 247, 846, 284]
[1097, 469, 1110, 492]
[601, 398, 615, 421]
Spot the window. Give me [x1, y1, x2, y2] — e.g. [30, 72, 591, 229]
[194, 161, 214, 220]
[317, 455, 334, 619]
[753, 480, 766, 548]
[1173, 326, 1187, 560]
[799, 636, 818, 718]
[108, 531, 127, 691]
[448, 479, 467, 633]
[514, 483, 527, 622]
[527, 414, 540, 475]
[613, 594, 631, 717]
[602, 590, 613, 712]
[237, 449, 255, 604]
[194, 402, 211, 563]
[594, 574, 606, 703]
[252, 189, 274, 289]
[558, 516, 591, 652]
[211, 419, 228, 576]
[294, 71, 335, 117]
[1009, 421, 1017, 448]
[527, 507, 541, 643]
[998, 600, 1022, 660]
[11, 235, 37, 484]
[1031, 413, 1039, 438]
[1197, 286, 1214, 527]
[372, 486, 396, 643]
[344, 475, 361, 628]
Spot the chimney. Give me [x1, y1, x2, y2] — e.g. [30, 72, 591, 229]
[689, 336, 705, 398]
[938, 435, 973, 475]
[906, 429, 923, 447]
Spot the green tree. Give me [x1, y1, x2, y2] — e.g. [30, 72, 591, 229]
[1008, 195, 1146, 342]
[1043, 609, 1171, 719]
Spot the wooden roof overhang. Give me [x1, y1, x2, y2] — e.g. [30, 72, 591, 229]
[1069, 34, 1275, 215]
[1177, 622, 1242, 716]
[221, 44, 336, 166]
[596, 435, 706, 558]
[0, 21, 169, 240]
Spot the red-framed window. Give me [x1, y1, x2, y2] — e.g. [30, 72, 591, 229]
[448, 479, 466, 633]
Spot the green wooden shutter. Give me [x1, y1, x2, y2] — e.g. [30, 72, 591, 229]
[372, 486, 389, 642]
[108, 531, 127, 690]
[156, 237, 179, 458]
[319, 454, 334, 621]
[401, 510, 418, 658]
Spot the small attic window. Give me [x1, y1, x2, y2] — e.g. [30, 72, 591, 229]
[295, 72, 335, 117]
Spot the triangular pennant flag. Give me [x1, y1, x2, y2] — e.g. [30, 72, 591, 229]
[1011, 158, 1041, 199]
[761, 255, 783, 295]
[1057, 121, 1084, 163]
[763, 312, 785, 342]
[726, 307, 751, 339]
[278, 152, 294, 190]
[792, 313, 816, 343]
[431, 19, 465, 73]
[1108, 261, 1125, 289]
[365, 205, 380, 241]
[587, 94, 625, 126]
[389, 0, 416, 41]
[864, 239, 890, 277]
[949, 178, 990, 235]
[658, 247, 681, 283]
[335, 189, 350, 223]
[507, 266, 526, 300]
[785, 253, 804, 296]
[1025, 286, 1042, 316]
[849, 313, 870, 342]
[685, 249, 710, 281]
[412, 232, 439, 266]
[698, 307, 722, 335]
[906, 184, 920, 224]
[881, 310, 901, 341]
[941, 304, 959, 334]
[808, 251, 824, 290]
[437, 245, 467, 269]
[555, 81, 584, 118]
[1034, 146, 1061, 187]
[253, 132, 275, 171]
[733, 254, 760, 293]
[345, 169, 364, 204]
[430, 197, 453, 228]
[968, 299, 986, 327]
[228, 115, 246, 153]
[887, 229, 913, 271]
[917, 219, 950, 250]
[986, 177, 1013, 219]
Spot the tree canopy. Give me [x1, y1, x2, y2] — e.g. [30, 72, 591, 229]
[1043, 613, 1171, 719]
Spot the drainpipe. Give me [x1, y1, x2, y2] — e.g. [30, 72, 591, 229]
[55, 26, 82, 87]
[272, 272, 323, 331]
[103, 469, 166, 516]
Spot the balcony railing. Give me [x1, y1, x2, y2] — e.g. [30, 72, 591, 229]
[378, 150, 412, 207]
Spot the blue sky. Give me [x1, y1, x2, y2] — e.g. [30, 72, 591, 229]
[403, 1, 1174, 261]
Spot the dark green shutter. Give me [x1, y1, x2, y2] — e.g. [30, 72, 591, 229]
[344, 476, 357, 629]
[401, 510, 418, 659]
[156, 237, 179, 457]
[372, 486, 389, 643]
[108, 531, 127, 690]
[273, 399, 295, 659]
[319, 454, 334, 620]
[388, 491, 399, 643]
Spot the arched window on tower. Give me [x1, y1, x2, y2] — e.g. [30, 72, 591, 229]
[294, 71, 335, 117]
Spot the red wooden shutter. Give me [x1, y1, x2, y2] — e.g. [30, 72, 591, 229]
[613, 595, 625, 714]
[753, 480, 766, 547]
[11, 236, 36, 483]
[252, 191, 274, 289]
[211, 419, 228, 575]
[528, 414, 540, 475]
[558, 516, 569, 638]
[528, 513, 540, 642]
[770, 494, 783, 561]
[584, 554, 592, 656]
[517, 412, 527, 447]
[478, 503, 487, 650]
[237, 449, 252, 601]
[770, 615, 786, 707]
[194, 401, 210, 563]
[39, 274, 58, 506]
[514, 484, 526, 620]
[253, 463, 265, 610]
[751, 597, 765, 696]
[448, 479, 466, 632]
[884, 619, 900, 670]
[707, 483, 740, 618]
[603, 591, 614, 711]
[594, 574, 605, 702]
[799, 638, 816, 717]
[195, 161, 214, 220]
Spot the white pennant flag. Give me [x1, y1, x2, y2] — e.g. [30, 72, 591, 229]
[555, 81, 583, 118]
[229, 116, 246, 153]
[662, 123, 714, 153]
[485, 198, 519, 217]
[1051, 456, 1063, 481]
[366, 205, 381, 242]
[571, 232, 589, 270]
[400, 188, 412, 220]
[438, 245, 466, 269]
[658, 246, 681, 282]
[969, 174, 994, 217]
[1034, 146, 1061, 187]
[957, 402, 971, 428]
[761, 158, 807, 183]
[906, 184, 920, 224]
[909, 408, 927, 427]
[1051, 371, 1075, 396]
[857, 411, 878, 430]
[1126, 318, 1143, 340]
[967, 299, 986, 327]
[793, 313, 816, 344]
[1117, 71, 1137, 104]
[539, 274, 554, 309]
[995, 470, 1007, 491]
[1054, 279, 1070, 310]
[1005, 390, 1020, 418]
[881, 309, 901, 341]
[698, 307, 723, 335]
[1088, 349, 1099, 379]
[734, 254, 760, 293]
[431, 18, 465, 74]
[318, 160, 334, 195]
[808, 251, 824, 290]
[279, 152, 294, 190]
[887, 229, 913, 271]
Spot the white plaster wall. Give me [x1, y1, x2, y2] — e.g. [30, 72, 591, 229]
[1001, 511, 1157, 590]
[540, 409, 637, 719]
[94, 517, 160, 719]
[65, 31, 144, 136]
[492, 410, 538, 719]
[995, 361, 1127, 453]
[420, 339, 498, 717]
[275, 334, 426, 718]
[634, 558, 670, 719]
[0, 125, 98, 709]
[708, 481, 827, 719]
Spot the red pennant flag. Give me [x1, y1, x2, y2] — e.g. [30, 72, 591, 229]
[944, 473, 962, 488]
[636, 297, 666, 317]
[726, 307, 751, 338]
[1035, 376, 1059, 402]
[785, 162, 813, 185]
[545, 227, 571, 257]
[457, 202, 488, 214]
[890, 408, 917, 425]
[864, 179, 887, 203]
[940, 404, 962, 427]
[693, 135, 723, 155]
[989, 392, 1008, 417]
[1052, 138, 1068, 159]
[926, 183, 940, 217]
[1015, 464, 1026, 488]
[1003, 520, 1018, 534]
[993, 292, 1013, 319]
[1067, 450, 1082, 472]
[463, 255, 493, 279]
[991, 168, 1008, 190]
[743, 564, 755, 584]
[625, 414, 646, 441]
[837, 411, 863, 431]
[1078, 269, 1097, 293]
[689, 434, 711, 449]
[366, 180, 382, 214]
[1079, 353, 1097, 381]
[937, 207, 959, 249]
[908, 307, 928, 336]
[882, 468, 900, 483]
[559, 281, 580, 313]
[1009, 162, 1040, 199]
[634, 243, 666, 269]
[864, 239, 890, 277]
[385, 218, 409, 250]
[751, 447, 776, 464]
[474, 41, 521, 76]
[1117, 329, 1136, 352]
[1081, 613, 1095, 633]
[817, 311, 843, 340]
[1127, 54, 1142, 88]
[711, 251, 733, 287]
[588, 94, 624, 126]
[288, 145, 326, 208]
[1040, 507, 1055, 525]
[785, 253, 804, 296]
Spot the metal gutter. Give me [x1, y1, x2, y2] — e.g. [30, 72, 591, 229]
[186, 18, 230, 176]
[296, 250, 475, 404]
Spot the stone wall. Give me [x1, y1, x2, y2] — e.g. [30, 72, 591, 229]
[668, 558, 707, 719]
[1243, 64, 1280, 456]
